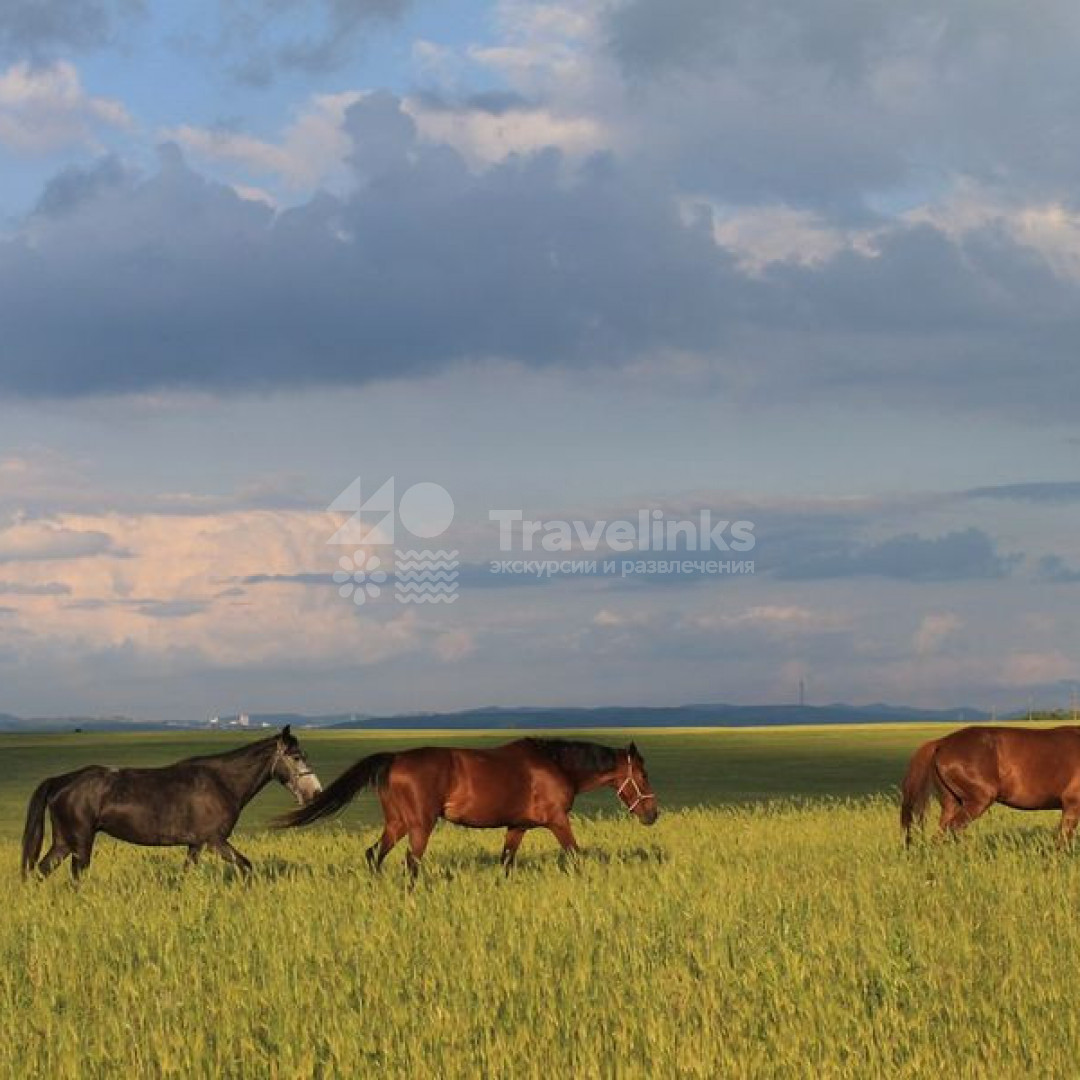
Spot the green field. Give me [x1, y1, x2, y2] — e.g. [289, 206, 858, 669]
[3, 725, 1078, 1078]
[0, 725, 929, 839]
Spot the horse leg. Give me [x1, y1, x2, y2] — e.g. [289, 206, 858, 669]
[501, 827, 527, 874]
[945, 791, 995, 835]
[36, 840, 70, 878]
[366, 819, 405, 873]
[70, 833, 96, 881]
[546, 817, 581, 869]
[36, 806, 73, 878]
[1059, 794, 1080, 848]
[405, 821, 434, 886]
[936, 788, 962, 837]
[212, 839, 253, 877]
[184, 845, 203, 870]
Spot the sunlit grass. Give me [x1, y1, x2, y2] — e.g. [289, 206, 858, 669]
[4, 799, 1080, 1078]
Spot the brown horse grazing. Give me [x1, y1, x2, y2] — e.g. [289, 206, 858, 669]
[278, 738, 658, 879]
[21, 727, 322, 880]
[901, 725, 1080, 845]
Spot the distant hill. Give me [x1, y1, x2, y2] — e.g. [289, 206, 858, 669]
[329, 702, 993, 730]
[0, 702, 1022, 733]
[0, 714, 160, 733]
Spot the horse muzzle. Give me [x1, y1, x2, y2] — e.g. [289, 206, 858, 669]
[293, 772, 323, 805]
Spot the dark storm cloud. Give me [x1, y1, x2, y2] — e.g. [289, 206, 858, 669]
[1037, 556, 1080, 584]
[776, 527, 1021, 582]
[33, 155, 135, 218]
[605, 0, 1080, 209]
[206, 0, 412, 84]
[0, 94, 745, 396]
[2, 91, 1080, 410]
[0, 0, 142, 59]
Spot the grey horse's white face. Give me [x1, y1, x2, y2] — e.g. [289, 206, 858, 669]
[274, 743, 323, 805]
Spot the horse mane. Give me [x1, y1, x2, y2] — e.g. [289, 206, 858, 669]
[525, 738, 617, 777]
[178, 734, 279, 766]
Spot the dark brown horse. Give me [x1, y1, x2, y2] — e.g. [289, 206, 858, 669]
[21, 726, 322, 879]
[279, 737, 658, 878]
[901, 725, 1080, 845]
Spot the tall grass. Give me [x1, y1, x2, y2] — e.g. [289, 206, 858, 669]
[3, 799, 1078, 1078]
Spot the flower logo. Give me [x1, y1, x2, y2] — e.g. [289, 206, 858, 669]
[333, 551, 387, 606]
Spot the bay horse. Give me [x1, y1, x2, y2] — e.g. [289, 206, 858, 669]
[901, 725, 1080, 845]
[21, 726, 322, 879]
[278, 738, 658, 879]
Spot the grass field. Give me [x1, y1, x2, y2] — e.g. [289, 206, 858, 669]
[2, 725, 1079, 1077]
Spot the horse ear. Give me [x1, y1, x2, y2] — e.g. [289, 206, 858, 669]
[282, 724, 292, 739]
[628, 741, 638, 756]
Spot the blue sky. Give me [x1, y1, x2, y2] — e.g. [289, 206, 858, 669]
[1, 0, 1079, 721]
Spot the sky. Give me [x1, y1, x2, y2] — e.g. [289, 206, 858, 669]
[1, 0, 1079, 722]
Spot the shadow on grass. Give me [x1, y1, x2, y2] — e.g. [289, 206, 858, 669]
[905, 824, 1064, 859]
[414, 843, 668, 881]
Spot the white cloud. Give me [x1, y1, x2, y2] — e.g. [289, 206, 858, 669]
[161, 91, 362, 192]
[913, 612, 962, 655]
[1001, 650, 1074, 686]
[907, 179, 1080, 281]
[701, 202, 882, 273]
[0, 509, 422, 668]
[406, 99, 607, 168]
[688, 604, 845, 635]
[434, 628, 476, 661]
[0, 61, 131, 154]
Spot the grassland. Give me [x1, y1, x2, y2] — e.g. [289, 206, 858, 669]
[2, 725, 1078, 1078]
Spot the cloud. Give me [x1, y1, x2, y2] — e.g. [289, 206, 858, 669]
[966, 481, 1080, 503]
[201, 0, 412, 85]
[0, 580, 70, 595]
[0, 60, 132, 154]
[160, 91, 361, 192]
[1037, 555, 1080, 584]
[0, 508, 432, 670]
[0, 96, 744, 397]
[778, 527, 1021, 582]
[1001, 650, 1075, 686]
[0, 95, 1074, 413]
[604, 0, 1080, 208]
[0, 0, 141, 61]
[433, 628, 475, 662]
[914, 613, 962, 655]
[407, 90, 610, 169]
[2, 13, 1080, 416]
[0, 520, 122, 563]
[688, 604, 845, 636]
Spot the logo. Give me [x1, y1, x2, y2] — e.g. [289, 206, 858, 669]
[328, 478, 458, 604]
[332, 551, 387, 606]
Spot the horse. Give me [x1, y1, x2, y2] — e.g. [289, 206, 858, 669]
[278, 737, 658, 879]
[901, 725, 1080, 845]
[20, 726, 322, 880]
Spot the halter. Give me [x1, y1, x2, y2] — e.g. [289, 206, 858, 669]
[270, 744, 314, 782]
[615, 752, 655, 813]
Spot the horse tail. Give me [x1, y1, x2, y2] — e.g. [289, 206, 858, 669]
[21, 775, 64, 878]
[21, 768, 97, 878]
[275, 753, 396, 828]
[900, 739, 941, 844]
